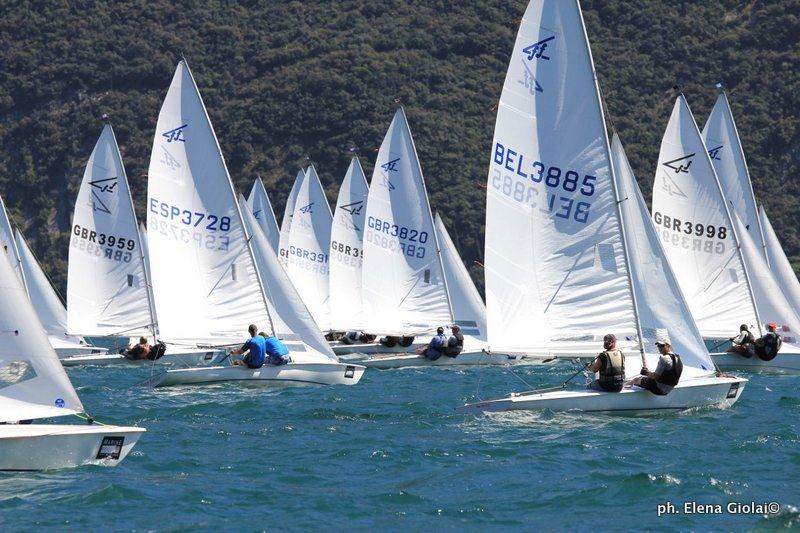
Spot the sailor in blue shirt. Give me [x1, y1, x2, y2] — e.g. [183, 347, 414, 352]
[259, 331, 291, 365]
[417, 327, 448, 361]
[231, 324, 268, 368]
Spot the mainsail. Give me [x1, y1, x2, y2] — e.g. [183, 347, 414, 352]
[361, 108, 452, 335]
[146, 61, 271, 345]
[67, 125, 153, 337]
[247, 177, 281, 255]
[329, 157, 369, 332]
[651, 95, 758, 338]
[611, 134, 714, 378]
[0, 194, 25, 287]
[702, 92, 767, 261]
[434, 213, 486, 340]
[760, 206, 800, 318]
[0, 247, 83, 423]
[484, 0, 636, 355]
[287, 164, 332, 331]
[278, 170, 305, 269]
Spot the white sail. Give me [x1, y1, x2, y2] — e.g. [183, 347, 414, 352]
[0, 194, 25, 287]
[484, 0, 636, 355]
[247, 178, 281, 255]
[650, 95, 758, 338]
[146, 61, 270, 346]
[287, 164, 332, 331]
[67, 125, 153, 337]
[434, 213, 486, 340]
[702, 92, 767, 261]
[612, 134, 714, 378]
[329, 157, 369, 331]
[760, 206, 800, 318]
[733, 213, 800, 339]
[362, 108, 452, 335]
[278, 170, 305, 269]
[0, 246, 83, 423]
[239, 195, 336, 362]
[138, 223, 159, 335]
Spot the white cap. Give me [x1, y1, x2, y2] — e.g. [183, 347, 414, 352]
[654, 333, 672, 346]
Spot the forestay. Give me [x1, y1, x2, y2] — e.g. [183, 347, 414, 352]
[0, 249, 83, 423]
[484, 0, 636, 355]
[361, 108, 452, 335]
[278, 170, 305, 269]
[146, 61, 270, 346]
[760, 206, 800, 318]
[239, 195, 337, 362]
[247, 177, 281, 255]
[329, 157, 369, 331]
[612, 134, 714, 379]
[287, 165, 332, 331]
[651, 95, 757, 338]
[67, 125, 153, 338]
[435, 213, 486, 340]
[702, 92, 767, 261]
[0, 194, 25, 287]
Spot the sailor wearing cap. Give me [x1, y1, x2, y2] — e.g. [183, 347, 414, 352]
[630, 334, 683, 395]
[754, 322, 783, 361]
[587, 333, 625, 392]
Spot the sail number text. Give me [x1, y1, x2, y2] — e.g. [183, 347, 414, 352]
[149, 199, 231, 231]
[366, 216, 428, 259]
[652, 211, 728, 254]
[71, 224, 135, 262]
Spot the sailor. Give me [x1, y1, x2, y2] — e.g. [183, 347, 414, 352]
[587, 333, 625, 392]
[416, 327, 448, 360]
[231, 324, 268, 368]
[754, 322, 783, 361]
[727, 324, 756, 358]
[122, 337, 151, 360]
[341, 331, 362, 345]
[631, 335, 683, 396]
[443, 325, 464, 357]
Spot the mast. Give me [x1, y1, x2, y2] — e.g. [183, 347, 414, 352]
[576, 2, 646, 365]
[399, 106, 455, 324]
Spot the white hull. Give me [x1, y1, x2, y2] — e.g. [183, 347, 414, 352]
[0, 424, 145, 471]
[331, 341, 422, 356]
[458, 376, 746, 414]
[54, 345, 108, 358]
[359, 350, 528, 368]
[149, 362, 366, 388]
[60, 347, 222, 367]
[711, 351, 800, 374]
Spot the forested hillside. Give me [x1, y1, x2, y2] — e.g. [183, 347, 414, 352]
[1, 0, 799, 295]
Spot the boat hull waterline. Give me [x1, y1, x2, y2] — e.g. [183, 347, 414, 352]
[60, 348, 224, 367]
[711, 352, 800, 374]
[0, 425, 145, 471]
[148, 362, 366, 388]
[358, 350, 537, 368]
[457, 376, 746, 414]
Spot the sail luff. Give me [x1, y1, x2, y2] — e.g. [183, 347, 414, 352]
[0, 194, 27, 292]
[759, 205, 800, 318]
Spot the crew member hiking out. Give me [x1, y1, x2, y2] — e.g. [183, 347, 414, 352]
[755, 322, 783, 361]
[631, 335, 683, 395]
[231, 324, 267, 368]
[416, 327, 447, 360]
[259, 330, 292, 365]
[443, 325, 464, 357]
[727, 324, 755, 358]
[122, 337, 151, 360]
[587, 333, 625, 392]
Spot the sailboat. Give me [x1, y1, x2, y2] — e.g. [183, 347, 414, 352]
[460, 0, 744, 413]
[0, 247, 144, 470]
[286, 164, 332, 332]
[760, 206, 800, 319]
[1, 195, 104, 358]
[278, 169, 305, 269]
[247, 177, 281, 255]
[60, 125, 220, 367]
[143, 60, 363, 388]
[652, 95, 800, 372]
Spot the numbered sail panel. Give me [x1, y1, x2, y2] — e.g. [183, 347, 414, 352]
[362, 108, 451, 334]
[611, 134, 714, 379]
[146, 61, 270, 345]
[247, 178, 281, 255]
[239, 195, 337, 362]
[702, 93, 766, 257]
[651, 95, 756, 337]
[485, 0, 636, 353]
[760, 206, 800, 319]
[0, 248, 83, 423]
[67, 125, 152, 337]
[278, 169, 305, 269]
[0, 194, 25, 288]
[329, 157, 369, 332]
[287, 165, 332, 331]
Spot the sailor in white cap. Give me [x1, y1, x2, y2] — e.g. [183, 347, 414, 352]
[630, 333, 683, 395]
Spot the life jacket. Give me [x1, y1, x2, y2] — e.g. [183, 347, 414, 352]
[657, 353, 683, 387]
[756, 332, 782, 361]
[147, 341, 167, 361]
[598, 349, 625, 390]
[380, 336, 398, 348]
[443, 333, 464, 357]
